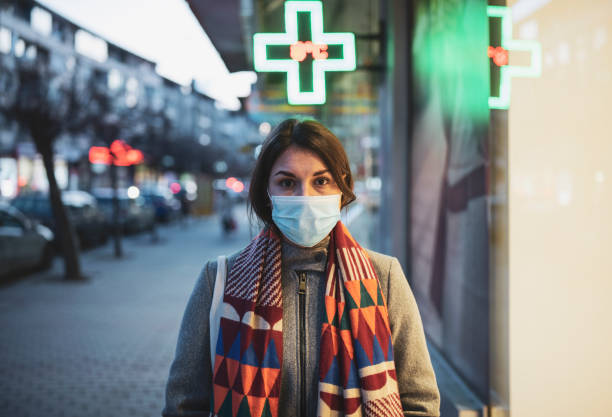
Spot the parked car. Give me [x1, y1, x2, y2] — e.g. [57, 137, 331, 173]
[141, 189, 181, 223]
[0, 204, 54, 278]
[10, 191, 109, 249]
[92, 188, 155, 234]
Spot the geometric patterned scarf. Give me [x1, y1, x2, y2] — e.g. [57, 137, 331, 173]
[211, 222, 402, 417]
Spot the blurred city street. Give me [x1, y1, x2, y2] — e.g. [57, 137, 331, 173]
[0, 207, 253, 417]
[1, 0, 611, 416]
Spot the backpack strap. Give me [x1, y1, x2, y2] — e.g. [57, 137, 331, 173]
[209, 255, 227, 370]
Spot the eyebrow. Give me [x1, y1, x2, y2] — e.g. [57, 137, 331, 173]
[273, 169, 330, 177]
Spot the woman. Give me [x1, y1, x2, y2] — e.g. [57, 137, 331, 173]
[163, 119, 440, 417]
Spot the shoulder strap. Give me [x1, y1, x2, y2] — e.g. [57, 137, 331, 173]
[209, 255, 227, 370]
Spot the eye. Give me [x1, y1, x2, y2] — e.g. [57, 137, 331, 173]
[278, 178, 295, 188]
[314, 176, 331, 186]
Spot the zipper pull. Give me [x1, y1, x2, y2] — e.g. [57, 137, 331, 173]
[298, 272, 307, 294]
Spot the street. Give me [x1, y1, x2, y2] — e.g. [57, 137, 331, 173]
[0, 208, 255, 417]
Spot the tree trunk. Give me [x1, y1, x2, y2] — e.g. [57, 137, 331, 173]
[109, 162, 123, 258]
[37, 139, 83, 280]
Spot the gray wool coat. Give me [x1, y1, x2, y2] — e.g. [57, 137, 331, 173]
[162, 238, 440, 417]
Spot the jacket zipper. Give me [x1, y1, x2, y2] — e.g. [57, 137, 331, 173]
[297, 271, 307, 417]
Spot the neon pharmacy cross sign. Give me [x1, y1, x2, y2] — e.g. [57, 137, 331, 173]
[488, 6, 542, 109]
[253, 1, 356, 105]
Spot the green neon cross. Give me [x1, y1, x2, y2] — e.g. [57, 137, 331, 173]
[253, 1, 356, 105]
[488, 6, 542, 109]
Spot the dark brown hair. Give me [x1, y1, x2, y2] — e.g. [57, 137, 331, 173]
[249, 119, 356, 226]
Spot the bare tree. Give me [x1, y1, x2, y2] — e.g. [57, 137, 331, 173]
[81, 72, 143, 258]
[0, 52, 83, 279]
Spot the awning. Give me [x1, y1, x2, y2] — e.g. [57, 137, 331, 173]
[186, 0, 249, 73]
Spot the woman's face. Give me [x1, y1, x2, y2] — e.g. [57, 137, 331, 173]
[268, 145, 342, 198]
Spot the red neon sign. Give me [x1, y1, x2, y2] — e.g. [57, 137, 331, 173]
[290, 41, 328, 62]
[488, 46, 509, 67]
[231, 181, 244, 193]
[89, 140, 144, 166]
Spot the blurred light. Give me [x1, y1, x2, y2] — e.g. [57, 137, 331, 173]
[75, 29, 108, 63]
[110, 140, 144, 166]
[185, 181, 197, 194]
[290, 41, 328, 61]
[125, 93, 138, 108]
[595, 171, 605, 184]
[199, 116, 211, 129]
[199, 134, 211, 146]
[366, 177, 382, 191]
[254, 144, 263, 158]
[487, 46, 509, 66]
[259, 122, 271, 136]
[225, 177, 237, 188]
[170, 182, 181, 194]
[126, 77, 139, 92]
[0, 179, 14, 198]
[231, 181, 244, 193]
[0, 27, 12, 54]
[108, 69, 122, 90]
[127, 186, 140, 199]
[54, 160, 68, 190]
[89, 146, 111, 165]
[253, 0, 356, 105]
[0, 158, 17, 198]
[89, 141, 143, 166]
[360, 136, 380, 149]
[31, 7, 52, 36]
[0, 179, 17, 198]
[214, 161, 228, 173]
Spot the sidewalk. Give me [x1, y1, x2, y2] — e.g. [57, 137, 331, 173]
[0, 209, 254, 417]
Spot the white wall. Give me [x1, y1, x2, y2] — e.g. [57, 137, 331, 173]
[507, 1, 612, 416]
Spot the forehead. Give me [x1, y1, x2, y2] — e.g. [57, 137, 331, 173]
[271, 146, 328, 174]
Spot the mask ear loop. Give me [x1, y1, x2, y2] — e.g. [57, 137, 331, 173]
[340, 195, 348, 224]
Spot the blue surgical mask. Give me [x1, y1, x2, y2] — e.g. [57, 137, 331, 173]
[270, 194, 341, 247]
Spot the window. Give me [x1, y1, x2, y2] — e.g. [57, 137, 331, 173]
[0, 27, 11, 54]
[14, 38, 25, 58]
[31, 7, 52, 37]
[24, 44, 37, 60]
[75, 29, 108, 63]
[108, 68, 122, 90]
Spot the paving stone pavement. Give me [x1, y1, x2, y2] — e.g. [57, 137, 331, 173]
[0, 208, 255, 417]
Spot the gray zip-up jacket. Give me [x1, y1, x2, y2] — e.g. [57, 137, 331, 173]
[163, 237, 440, 417]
